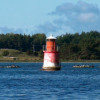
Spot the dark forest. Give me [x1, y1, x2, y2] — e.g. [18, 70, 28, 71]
[0, 31, 100, 60]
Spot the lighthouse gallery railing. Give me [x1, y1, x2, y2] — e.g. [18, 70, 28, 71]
[43, 45, 59, 52]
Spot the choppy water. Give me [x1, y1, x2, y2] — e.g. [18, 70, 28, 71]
[0, 62, 100, 100]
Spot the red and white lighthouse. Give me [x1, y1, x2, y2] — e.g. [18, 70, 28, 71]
[42, 35, 61, 71]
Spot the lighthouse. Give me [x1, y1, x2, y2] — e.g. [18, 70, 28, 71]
[42, 35, 61, 71]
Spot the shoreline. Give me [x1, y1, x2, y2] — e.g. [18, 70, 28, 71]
[0, 61, 100, 63]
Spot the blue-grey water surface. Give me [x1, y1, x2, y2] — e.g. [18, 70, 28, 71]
[0, 62, 100, 100]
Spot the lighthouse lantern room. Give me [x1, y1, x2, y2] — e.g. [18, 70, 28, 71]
[42, 34, 61, 71]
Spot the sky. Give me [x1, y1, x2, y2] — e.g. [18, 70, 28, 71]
[0, 0, 100, 36]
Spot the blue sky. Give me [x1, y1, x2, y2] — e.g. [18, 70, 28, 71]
[0, 0, 100, 36]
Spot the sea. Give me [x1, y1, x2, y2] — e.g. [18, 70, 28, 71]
[0, 62, 100, 100]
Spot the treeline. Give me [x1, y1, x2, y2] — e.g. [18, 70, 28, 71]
[0, 31, 100, 60]
[57, 31, 100, 60]
[0, 33, 46, 54]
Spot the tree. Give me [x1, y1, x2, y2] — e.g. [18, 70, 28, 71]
[2, 50, 9, 56]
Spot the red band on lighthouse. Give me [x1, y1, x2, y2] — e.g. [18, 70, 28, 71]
[43, 51, 59, 63]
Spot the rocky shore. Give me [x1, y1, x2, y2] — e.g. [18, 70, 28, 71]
[73, 65, 94, 68]
[0, 65, 20, 68]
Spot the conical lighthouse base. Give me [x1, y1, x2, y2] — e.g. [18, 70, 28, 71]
[42, 51, 61, 71]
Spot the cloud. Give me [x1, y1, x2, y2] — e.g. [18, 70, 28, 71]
[1, 1, 100, 36]
[52, 1, 99, 16]
[34, 22, 61, 36]
[78, 13, 98, 22]
[35, 1, 100, 36]
[0, 27, 26, 34]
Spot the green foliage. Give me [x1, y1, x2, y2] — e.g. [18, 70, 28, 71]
[0, 33, 46, 52]
[0, 49, 21, 57]
[2, 50, 9, 56]
[26, 50, 33, 55]
[38, 50, 43, 58]
[57, 31, 100, 60]
[0, 31, 100, 60]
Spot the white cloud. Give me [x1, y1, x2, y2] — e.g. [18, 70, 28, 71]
[34, 22, 59, 34]
[35, 1, 100, 36]
[0, 27, 25, 34]
[78, 13, 98, 22]
[1, 1, 100, 36]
